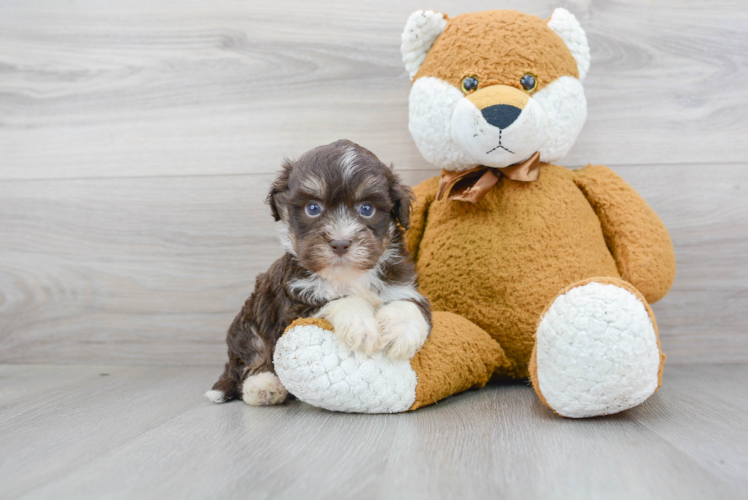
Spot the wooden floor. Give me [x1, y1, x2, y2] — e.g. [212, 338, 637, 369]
[1, 363, 746, 500]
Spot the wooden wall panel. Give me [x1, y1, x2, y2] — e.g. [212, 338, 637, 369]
[0, 0, 747, 180]
[0, 0, 746, 365]
[1, 165, 745, 366]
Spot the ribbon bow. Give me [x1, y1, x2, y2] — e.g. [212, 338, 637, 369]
[436, 152, 541, 203]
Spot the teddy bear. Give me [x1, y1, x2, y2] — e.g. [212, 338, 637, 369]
[273, 7, 676, 418]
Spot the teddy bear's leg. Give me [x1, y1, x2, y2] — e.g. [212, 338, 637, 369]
[274, 312, 507, 413]
[529, 277, 666, 418]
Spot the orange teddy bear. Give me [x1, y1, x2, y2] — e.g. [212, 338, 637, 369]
[274, 8, 675, 418]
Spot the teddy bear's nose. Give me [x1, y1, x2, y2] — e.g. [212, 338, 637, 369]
[481, 104, 522, 129]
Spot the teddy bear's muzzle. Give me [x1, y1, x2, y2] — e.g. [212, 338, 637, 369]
[450, 84, 548, 169]
[467, 85, 529, 130]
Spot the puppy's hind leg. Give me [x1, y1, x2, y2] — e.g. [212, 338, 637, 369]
[206, 363, 239, 404]
[238, 331, 289, 406]
[207, 362, 288, 406]
[241, 371, 288, 406]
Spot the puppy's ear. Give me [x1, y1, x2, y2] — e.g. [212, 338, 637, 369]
[266, 159, 293, 221]
[389, 167, 414, 230]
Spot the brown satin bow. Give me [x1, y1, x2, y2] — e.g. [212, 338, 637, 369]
[436, 152, 541, 203]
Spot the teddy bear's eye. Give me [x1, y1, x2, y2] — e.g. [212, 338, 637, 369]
[520, 73, 537, 93]
[461, 76, 479, 94]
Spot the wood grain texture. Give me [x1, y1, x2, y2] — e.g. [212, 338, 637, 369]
[0, 164, 746, 366]
[0, 363, 746, 499]
[1, 0, 747, 366]
[0, 0, 747, 181]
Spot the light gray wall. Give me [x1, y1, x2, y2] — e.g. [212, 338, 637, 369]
[1, 0, 746, 365]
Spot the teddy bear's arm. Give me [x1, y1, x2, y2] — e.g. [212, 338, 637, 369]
[572, 165, 676, 303]
[404, 175, 440, 261]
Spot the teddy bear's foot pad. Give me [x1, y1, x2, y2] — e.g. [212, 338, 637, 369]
[274, 321, 417, 413]
[534, 282, 661, 418]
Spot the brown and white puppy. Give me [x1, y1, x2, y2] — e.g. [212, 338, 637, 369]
[206, 140, 432, 406]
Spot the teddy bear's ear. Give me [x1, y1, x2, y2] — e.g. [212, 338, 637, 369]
[401, 10, 448, 80]
[547, 8, 591, 80]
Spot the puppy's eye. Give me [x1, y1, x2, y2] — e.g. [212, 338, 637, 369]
[461, 76, 479, 94]
[520, 73, 537, 93]
[359, 204, 375, 218]
[305, 203, 322, 217]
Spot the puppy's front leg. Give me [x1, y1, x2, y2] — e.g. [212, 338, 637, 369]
[317, 296, 380, 355]
[376, 300, 431, 360]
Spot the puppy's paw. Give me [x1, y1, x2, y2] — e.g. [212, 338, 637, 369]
[376, 301, 430, 360]
[205, 389, 227, 404]
[242, 372, 288, 406]
[318, 296, 380, 355]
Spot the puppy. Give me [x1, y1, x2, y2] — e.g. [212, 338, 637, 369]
[206, 140, 432, 406]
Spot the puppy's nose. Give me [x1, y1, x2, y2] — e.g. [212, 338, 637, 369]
[481, 104, 522, 129]
[329, 239, 352, 256]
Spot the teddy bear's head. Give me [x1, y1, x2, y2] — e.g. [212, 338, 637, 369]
[401, 8, 590, 172]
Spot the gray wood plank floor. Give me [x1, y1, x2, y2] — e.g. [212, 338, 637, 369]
[1, 363, 747, 500]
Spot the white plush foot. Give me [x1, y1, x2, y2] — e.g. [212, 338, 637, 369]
[317, 296, 380, 355]
[274, 323, 417, 413]
[205, 389, 227, 404]
[535, 282, 661, 418]
[376, 300, 430, 360]
[242, 372, 288, 406]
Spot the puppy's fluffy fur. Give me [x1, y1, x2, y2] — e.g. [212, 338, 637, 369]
[207, 140, 432, 406]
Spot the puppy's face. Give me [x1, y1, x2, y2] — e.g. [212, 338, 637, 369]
[268, 140, 412, 280]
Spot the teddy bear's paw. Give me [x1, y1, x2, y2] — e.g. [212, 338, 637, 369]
[534, 282, 661, 418]
[375, 301, 430, 360]
[317, 296, 381, 356]
[242, 372, 288, 406]
[274, 322, 417, 413]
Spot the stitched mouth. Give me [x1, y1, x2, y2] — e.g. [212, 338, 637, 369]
[486, 129, 514, 155]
